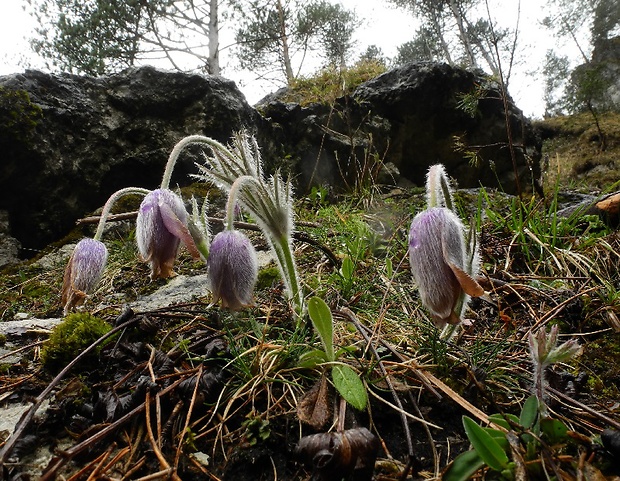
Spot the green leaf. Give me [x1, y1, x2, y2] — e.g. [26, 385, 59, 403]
[443, 449, 484, 481]
[307, 297, 335, 362]
[340, 255, 354, 280]
[297, 349, 329, 369]
[540, 418, 568, 444]
[462, 416, 509, 471]
[335, 346, 357, 358]
[519, 395, 539, 429]
[488, 413, 519, 431]
[331, 364, 367, 411]
[385, 257, 393, 278]
[483, 428, 510, 451]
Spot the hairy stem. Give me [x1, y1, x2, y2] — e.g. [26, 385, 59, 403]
[94, 187, 150, 241]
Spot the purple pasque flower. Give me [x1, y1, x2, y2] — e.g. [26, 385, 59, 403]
[408, 207, 484, 328]
[136, 188, 199, 279]
[207, 229, 258, 310]
[62, 238, 108, 315]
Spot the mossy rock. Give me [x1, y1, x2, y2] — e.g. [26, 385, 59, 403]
[0, 86, 42, 144]
[41, 313, 114, 373]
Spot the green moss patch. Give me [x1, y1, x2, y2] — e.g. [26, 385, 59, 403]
[41, 312, 114, 372]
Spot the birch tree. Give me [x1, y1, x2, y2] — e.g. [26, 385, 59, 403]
[26, 0, 227, 75]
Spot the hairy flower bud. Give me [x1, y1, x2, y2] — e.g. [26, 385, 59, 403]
[62, 238, 108, 315]
[207, 230, 258, 310]
[136, 188, 199, 279]
[408, 207, 484, 328]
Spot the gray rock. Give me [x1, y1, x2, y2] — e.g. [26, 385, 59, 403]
[0, 210, 20, 267]
[259, 62, 541, 196]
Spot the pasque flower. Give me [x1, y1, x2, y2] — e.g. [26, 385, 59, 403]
[62, 238, 108, 315]
[206, 176, 258, 309]
[408, 164, 484, 330]
[61, 187, 150, 315]
[207, 229, 258, 309]
[408, 207, 484, 328]
[136, 188, 199, 279]
[168, 132, 304, 319]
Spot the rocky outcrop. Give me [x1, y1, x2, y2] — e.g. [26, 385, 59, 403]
[258, 62, 541, 195]
[0, 66, 259, 255]
[0, 63, 541, 262]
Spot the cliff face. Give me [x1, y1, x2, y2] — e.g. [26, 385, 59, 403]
[0, 63, 540, 262]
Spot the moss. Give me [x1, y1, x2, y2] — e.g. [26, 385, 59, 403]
[257, 266, 281, 290]
[41, 313, 114, 373]
[0, 87, 42, 144]
[0, 261, 63, 322]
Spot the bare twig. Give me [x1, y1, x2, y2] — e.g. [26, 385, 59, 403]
[77, 211, 340, 267]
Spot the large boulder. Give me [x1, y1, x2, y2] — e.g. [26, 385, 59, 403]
[0, 66, 259, 255]
[258, 62, 541, 195]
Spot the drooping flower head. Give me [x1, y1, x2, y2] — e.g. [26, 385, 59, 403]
[206, 175, 259, 310]
[60, 187, 150, 315]
[408, 164, 484, 331]
[62, 238, 108, 315]
[166, 132, 304, 319]
[408, 206, 484, 328]
[136, 188, 199, 279]
[207, 229, 258, 310]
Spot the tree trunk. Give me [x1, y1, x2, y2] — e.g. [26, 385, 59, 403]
[447, 0, 477, 67]
[430, 10, 453, 64]
[276, 0, 295, 84]
[208, 0, 220, 75]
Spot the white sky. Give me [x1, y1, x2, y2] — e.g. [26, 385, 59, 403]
[0, 1, 584, 118]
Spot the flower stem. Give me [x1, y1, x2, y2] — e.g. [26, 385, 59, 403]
[161, 135, 233, 190]
[226, 176, 255, 230]
[278, 236, 304, 322]
[534, 361, 548, 417]
[94, 187, 150, 241]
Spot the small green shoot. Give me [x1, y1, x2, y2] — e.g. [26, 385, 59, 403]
[445, 394, 575, 480]
[306, 296, 368, 411]
[462, 416, 510, 472]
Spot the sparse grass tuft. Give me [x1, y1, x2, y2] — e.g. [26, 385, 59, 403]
[281, 59, 387, 106]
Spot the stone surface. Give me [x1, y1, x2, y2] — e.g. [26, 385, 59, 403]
[258, 62, 542, 196]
